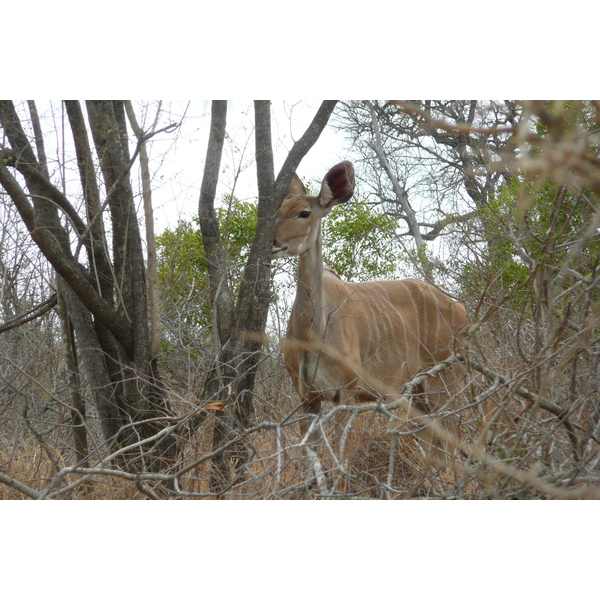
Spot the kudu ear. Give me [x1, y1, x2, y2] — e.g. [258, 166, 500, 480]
[318, 161, 355, 209]
[286, 173, 307, 197]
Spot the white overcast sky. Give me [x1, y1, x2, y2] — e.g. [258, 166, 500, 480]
[145, 100, 352, 233]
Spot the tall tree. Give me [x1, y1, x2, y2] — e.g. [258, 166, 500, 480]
[198, 100, 338, 493]
[0, 101, 177, 480]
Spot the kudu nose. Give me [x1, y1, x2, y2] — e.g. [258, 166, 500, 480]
[272, 238, 288, 256]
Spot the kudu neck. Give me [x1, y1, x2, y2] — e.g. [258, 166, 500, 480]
[293, 223, 326, 340]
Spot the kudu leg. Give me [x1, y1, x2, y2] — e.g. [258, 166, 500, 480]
[299, 398, 329, 495]
[298, 397, 355, 496]
[328, 401, 354, 495]
[412, 385, 446, 465]
[412, 368, 465, 488]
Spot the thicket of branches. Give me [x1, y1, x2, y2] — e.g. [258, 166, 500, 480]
[1, 100, 599, 499]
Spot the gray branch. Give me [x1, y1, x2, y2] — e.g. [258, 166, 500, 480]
[366, 101, 424, 247]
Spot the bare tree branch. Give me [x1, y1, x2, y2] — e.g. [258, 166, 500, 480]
[0, 293, 57, 334]
[366, 100, 423, 246]
[0, 162, 134, 356]
[0, 471, 41, 499]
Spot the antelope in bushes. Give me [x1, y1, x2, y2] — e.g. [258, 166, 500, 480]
[272, 161, 469, 494]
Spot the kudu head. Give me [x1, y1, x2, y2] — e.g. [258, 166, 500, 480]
[272, 161, 355, 258]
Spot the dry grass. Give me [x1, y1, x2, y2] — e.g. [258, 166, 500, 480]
[2, 360, 599, 500]
[2, 323, 599, 501]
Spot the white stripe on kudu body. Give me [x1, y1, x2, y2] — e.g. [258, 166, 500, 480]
[272, 161, 469, 491]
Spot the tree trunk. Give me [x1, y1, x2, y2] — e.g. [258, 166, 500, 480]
[56, 282, 89, 468]
[26, 100, 91, 470]
[197, 100, 338, 495]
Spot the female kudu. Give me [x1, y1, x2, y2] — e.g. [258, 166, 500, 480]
[272, 161, 468, 493]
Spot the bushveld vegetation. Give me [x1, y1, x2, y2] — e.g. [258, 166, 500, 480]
[1, 100, 599, 499]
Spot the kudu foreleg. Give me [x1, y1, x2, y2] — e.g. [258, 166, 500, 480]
[411, 367, 465, 487]
[299, 398, 329, 495]
[326, 401, 355, 495]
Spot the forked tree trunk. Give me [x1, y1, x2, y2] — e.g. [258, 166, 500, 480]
[198, 100, 338, 495]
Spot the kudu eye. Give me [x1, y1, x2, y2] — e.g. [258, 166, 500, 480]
[298, 210, 311, 219]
